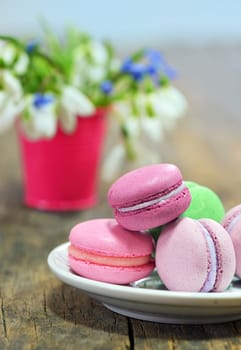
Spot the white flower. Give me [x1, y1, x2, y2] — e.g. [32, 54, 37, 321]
[111, 102, 140, 138]
[0, 91, 24, 132]
[21, 94, 57, 140]
[102, 140, 161, 183]
[14, 53, 29, 75]
[0, 70, 24, 132]
[148, 86, 188, 129]
[0, 41, 29, 75]
[2, 70, 23, 101]
[86, 66, 108, 83]
[89, 41, 108, 65]
[102, 143, 126, 182]
[102, 86, 188, 181]
[0, 43, 16, 65]
[59, 85, 95, 133]
[140, 115, 164, 142]
[71, 41, 111, 87]
[118, 86, 187, 142]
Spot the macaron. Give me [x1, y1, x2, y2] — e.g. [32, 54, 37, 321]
[222, 204, 241, 279]
[181, 181, 225, 222]
[155, 217, 235, 292]
[107, 163, 191, 231]
[68, 218, 155, 284]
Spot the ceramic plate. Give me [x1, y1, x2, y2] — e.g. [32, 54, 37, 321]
[48, 243, 241, 324]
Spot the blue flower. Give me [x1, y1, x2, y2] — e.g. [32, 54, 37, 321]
[33, 93, 54, 109]
[26, 40, 39, 54]
[120, 58, 133, 74]
[121, 59, 147, 82]
[128, 63, 147, 81]
[100, 80, 113, 94]
[145, 49, 177, 80]
[121, 49, 177, 83]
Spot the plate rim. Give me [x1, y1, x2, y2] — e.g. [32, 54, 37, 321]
[48, 242, 241, 307]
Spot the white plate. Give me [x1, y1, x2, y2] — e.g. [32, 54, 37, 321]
[48, 243, 241, 324]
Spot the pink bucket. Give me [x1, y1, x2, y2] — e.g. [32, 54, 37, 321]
[17, 109, 107, 211]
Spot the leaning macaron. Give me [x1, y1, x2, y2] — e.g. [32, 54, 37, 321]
[222, 204, 241, 279]
[68, 218, 155, 284]
[155, 217, 235, 292]
[182, 181, 225, 222]
[108, 163, 191, 231]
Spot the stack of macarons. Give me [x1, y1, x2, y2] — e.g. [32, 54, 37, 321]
[68, 162, 240, 293]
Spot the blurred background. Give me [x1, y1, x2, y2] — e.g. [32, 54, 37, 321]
[1, 0, 241, 49]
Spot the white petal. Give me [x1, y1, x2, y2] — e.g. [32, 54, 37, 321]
[101, 144, 125, 182]
[22, 96, 57, 139]
[14, 53, 29, 75]
[0, 92, 23, 132]
[2, 71, 23, 100]
[87, 66, 106, 82]
[59, 109, 77, 134]
[153, 87, 188, 121]
[141, 115, 164, 142]
[60, 86, 95, 116]
[111, 103, 140, 137]
[0, 44, 16, 65]
[90, 41, 108, 64]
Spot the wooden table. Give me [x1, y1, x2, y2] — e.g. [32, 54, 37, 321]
[1, 45, 241, 349]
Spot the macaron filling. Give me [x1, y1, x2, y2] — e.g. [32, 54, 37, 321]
[198, 222, 218, 292]
[68, 245, 153, 267]
[117, 182, 186, 213]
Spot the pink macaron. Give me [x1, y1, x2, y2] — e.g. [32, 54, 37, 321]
[222, 204, 241, 278]
[107, 163, 191, 231]
[68, 218, 155, 284]
[155, 217, 235, 292]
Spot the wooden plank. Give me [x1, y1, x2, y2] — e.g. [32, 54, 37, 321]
[0, 141, 129, 349]
[131, 320, 239, 349]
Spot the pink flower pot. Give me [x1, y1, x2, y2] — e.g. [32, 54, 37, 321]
[17, 108, 107, 211]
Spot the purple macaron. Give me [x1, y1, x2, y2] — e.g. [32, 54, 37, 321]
[107, 163, 191, 231]
[222, 204, 241, 279]
[156, 217, 236, 292]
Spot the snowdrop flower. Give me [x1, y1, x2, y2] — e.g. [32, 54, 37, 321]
[0, 91, 24, 132]
[137, 87, 187, 142]
[2, 70, 23, 101]
[14, 53, 29, 75]
[111, 102, 140, 139]
[87, 65, 108, 84]
[102, 143, 126, 182]
[21, 93, 57, 139]
[148, 86, 188, 130]
[123, 87, 187, 143]
[0, 70, 24, 132]
[0, 43, 16, 65]
[89, 41, 108, 65]
[59, 85, 95, 133]
[0, 41, 29, 74]
[102, 138, 161, 183]
[140, 114, 164, 143]
[71, 41, 111, 87]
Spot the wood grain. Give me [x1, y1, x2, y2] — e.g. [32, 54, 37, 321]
[1, 45, 241, 349]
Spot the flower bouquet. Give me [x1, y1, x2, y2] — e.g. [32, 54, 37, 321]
[0, 26, 187, 211]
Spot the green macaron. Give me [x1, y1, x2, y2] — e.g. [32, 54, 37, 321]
[181, 181, 225, 222]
